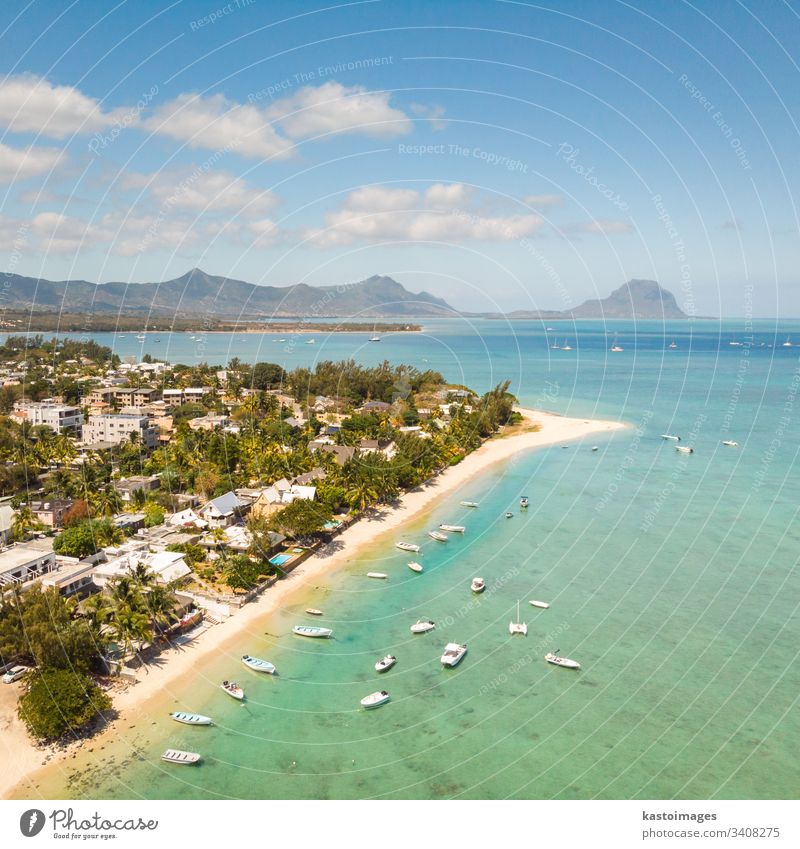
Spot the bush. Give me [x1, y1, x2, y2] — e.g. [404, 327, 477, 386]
[18, 669, 111, 740]
[53, 519, 122, 558]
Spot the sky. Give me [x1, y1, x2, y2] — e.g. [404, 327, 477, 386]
[0, 0, 799, 316]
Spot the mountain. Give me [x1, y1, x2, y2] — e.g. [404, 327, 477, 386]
[0, 268, 455, 318]
[490, 279, 689, 320]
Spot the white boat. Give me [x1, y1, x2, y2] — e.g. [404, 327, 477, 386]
[520, 496, 529, 509]
[241, 655, 276, 674]
[460, 500, 479, 508]
[440, 642, 468, 668]
[375, 655, 397, 673]
[169, 712, 213, 726]
[306, 608, 323, 616]
[408, 561, 423, 573]
[545, 651, 581, 669]
[529, 600, 550, 609]
[428, 530, 448, 542]
[722, 440, 738, 447]
[669, 340, 678, 349]
[293, 625, 333, 638]
[591, 446, 599, 451]
[471, 577, 485, 593]
[369, 336, 381, 342]
[367, 571, 388, 579]
[509, 601, 527, 636]
[562, 342, 573, 350]
[220, 680, 245, 700]
[783, 336, 793, 347]
[305, 338, 316, 344]
[661, 434, 681, 441]
[161, 749, 201, 765]
[136, 334, 146, 341]
[410, 619, 435, 634]
[676, 445, 694, 454]
[396, 541, 420, 552]
[729, 339, 743, 347]
[439, 524, 465, 533]
[505, 512, 514, 519]
[361, 690, 391, 709]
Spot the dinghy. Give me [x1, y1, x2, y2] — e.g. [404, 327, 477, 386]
[439, 524, 465, 533]
[471, 577, 486, 593]
[505, 512, 514, 519]
[396, 541, 420, 553]
[161, 749, 201, 765]
[408, 561, 423, 573]
[367, 572, 388, 579]
[428, 530, 448, 542]
[676, 445, 694, 454]
[661, 434, 681, 441]
[520, 496, 529, 509]
[220, 680, 244, 700]
[241, 655, 276, 674]
[529, 600, 550, 609]
[361, 690, 391, 709]
[292, 625, 333, 638]
[375, 655, 397, 673]
[169, 712, 213, 726]
[545, 651, 581, 669]
[722, 440, 738, 447]
[460, 501, 479, 508]
[410, 619, 436, 634]
[306, 608, 323, 616]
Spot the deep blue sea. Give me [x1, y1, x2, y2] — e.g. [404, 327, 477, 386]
[9, 319, 800, 799]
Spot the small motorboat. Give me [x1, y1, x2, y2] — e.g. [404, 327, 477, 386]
[220, 680, 245, 700]
[460, 500, 479, 508]
[241, 655, 276, 674]
[520, 496, 529, 509]
[161, 749, 201, 765]
[529, 600, 550, 609]
[375, 655, 397, 673]
[396, 541, 420, 553]
[440, 642, 468, 668]
[610, 344, 624, 352]
[410, 619, 436, 634]
[471, 577, 485, 593]
[722, 440, 739, 447]
[305, 338, 316, 344]
[669, 340, 678, 349]
[439, 524, 465, 533]
[676, 445, 694, 454]
[408, 561, 423, 573]
[361, 690, 391, 709]
[367, 571, 388, 579]
[292, 625, 333, 638]
[661, 434, 681, 442]
[591, 446, 599, 452]
[545, 651, 581, 669]
[509, 601, 527, 635]
[169, 712, 213, 726]
[369, 336, 381, 342]
[428, 530, 448, 542]
[505, 512, 514, 519]
[306, 608, 323, 616]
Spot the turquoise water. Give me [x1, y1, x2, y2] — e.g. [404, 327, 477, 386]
[12, 319, 800, 799]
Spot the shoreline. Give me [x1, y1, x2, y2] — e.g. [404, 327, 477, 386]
[1, 407, 626, 799]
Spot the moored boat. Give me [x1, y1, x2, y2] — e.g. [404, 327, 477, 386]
[410, 619, 435, 634]
[722, 440, 738, 447]
[292, 625, 333, 638]
[408, 561, 423, 573]
[220, 680, 245, 700]
[440, 642, 468, 668]
[169, 712, 213, 726]
[661, 434, 681, 441]
[367, 571, 388, 579]
[428, 530, 448, 542]
[306, 608, 323, 616]
[241, 655, 276, 674]
[529, 600, 550, 609]
[520, 496, 529, 509]
[161, 749, 201, 765]
[471, 577, 485, 593]
[505, 511, 514, 519]
[509, 601, 527, 635]
[676, 445, 694, 454]
[460, 500, 479, 508]
[439, 524, 465, 533]
[395, 541, 420, 552]
[361, 690, 391, 709]
[375, 655, 397, 673]
[544, 651, 581, 669]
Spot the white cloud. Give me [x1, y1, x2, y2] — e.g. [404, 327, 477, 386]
[306, 183, 544, 247]
[144, 92, 294, 160]
[0, 74, 130, 137]
[410, 102, 447, 131]
[0, 142, 63, 182]
[269, 81, 412, 139]
[122, 169, 278, 214]
[523, 194, 563, 208]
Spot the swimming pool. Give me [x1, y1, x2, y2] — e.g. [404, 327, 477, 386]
[269, 553, 292, 566]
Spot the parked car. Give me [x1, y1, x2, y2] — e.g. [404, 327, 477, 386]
[2, 665, 29, 684]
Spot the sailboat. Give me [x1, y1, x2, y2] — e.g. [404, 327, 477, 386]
[509, 601, 527, 636]
[561, 340, 573, 351]
[668, 340, 678, 349]
[783, 336, 793, 347]
[610, 335, 624, 352]
[369, 324, 381, 342]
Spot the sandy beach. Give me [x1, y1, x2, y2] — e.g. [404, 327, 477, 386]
[1, 408, 624, 799]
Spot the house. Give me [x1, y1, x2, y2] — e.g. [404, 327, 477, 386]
[0, 504, 14, 545]
[83, 414, 159, 448]
[113, 475, 161, 502]
[311, 443, 357, 466]
[13, 401, 84, 434]
[167, 508, 207, 529]
[41, 561, 96, 598]
[112, 512, 146, 533]
[199, 491, 249, 528]
[93, 549, 191, 587]
[188, 413, 230, 431]
[358, 400, 391, 413]
[28, 499, 74, 529]
[183, 387, 213, 402]
[0, 539, 56, 588]
[282, 416, 304, 429]
[358, 438, 397, 459]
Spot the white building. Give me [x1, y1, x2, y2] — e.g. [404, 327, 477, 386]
[14, 401, 83, 434]
[83, 414, 158, 448]
[93, 549, 191, 587]
[0, 539, 57, 588]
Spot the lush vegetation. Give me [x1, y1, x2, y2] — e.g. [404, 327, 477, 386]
[18, 669, 111, 740]
[53, 519, 123, 559]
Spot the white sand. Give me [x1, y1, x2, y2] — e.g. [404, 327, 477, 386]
[1, 408, 624, 798]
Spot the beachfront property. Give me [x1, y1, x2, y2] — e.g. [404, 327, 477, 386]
[13, 400, 84, 434]
[93, 547, 192, 588]
[198, 491, 250, 528]
[41, 560, 97, 598]
[0, 538, 56, 588]
[358, 438, 397, 459]
[0, 502, 14, 544]
[82, 413, 159, 448]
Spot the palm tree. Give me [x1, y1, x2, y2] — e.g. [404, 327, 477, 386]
[11, 505, 38, 542]
[345, 479, 379, 513]
[90, 486, 124, 518]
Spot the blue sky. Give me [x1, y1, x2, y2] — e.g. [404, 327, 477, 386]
[0, 0, 798, 316]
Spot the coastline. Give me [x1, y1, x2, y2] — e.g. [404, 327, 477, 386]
[2, 407, 625, 800]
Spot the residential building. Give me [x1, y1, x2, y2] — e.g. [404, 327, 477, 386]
[199, 491, 249, 528]
[188, 413, 230, 431]
[83, 414, 159, 448]
[0, 539, 56, 588]
[183, 387, 213, 402]
[28, 499, 74, 528]
[93, 549, 191, 587]
[86, 386, 160, 407]
[0, 504, 14, 545]
[358, 438, 397, 459]
[113, 475, 161, 502]
[310, 443, 356, 466]
[41, 561, 96, 598]
[14, 401, 83, 434]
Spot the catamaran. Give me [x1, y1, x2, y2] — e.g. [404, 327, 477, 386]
[241, 655, 276, 674]
[375, 655, 397, 673]
[439, 524, 465, 533]
[545, 651, 581, 669]
[428, 530, 448, 542]
[410, 619, 436, 634]
[293, 625, 333, 638]
[220, 680, 244, 700]
[161, 749, 201, 765]
[440, 643, 468, 668]
[169, 712, 213, 726]
[361, 690, 391, 709]
[396, 541, 420, 552]
[509, 601, 527, 635]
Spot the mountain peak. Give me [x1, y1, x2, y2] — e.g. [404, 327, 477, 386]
[571, 278, 687, 319]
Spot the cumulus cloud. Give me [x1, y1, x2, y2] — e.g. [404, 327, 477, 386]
[305, 183, 544, 247]
[122, 169, 278, 214]
[144, 92, 294, 160]
[0, 142, 64, 182]
[0, 74, 130, 137]
[268, 81, 412, 139]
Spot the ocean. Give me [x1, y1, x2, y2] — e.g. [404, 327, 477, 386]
[7, 319, 800, 799]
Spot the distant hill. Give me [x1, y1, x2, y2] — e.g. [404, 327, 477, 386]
[0, 268, 455, 318]
[483, 279, 690, 320]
